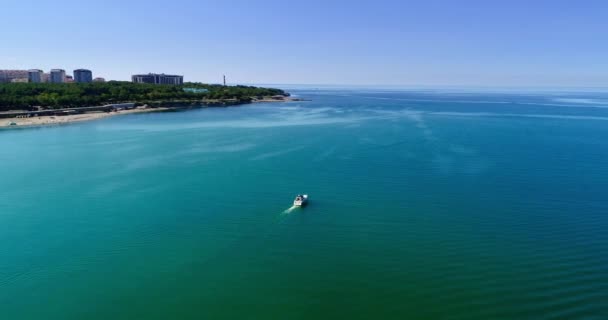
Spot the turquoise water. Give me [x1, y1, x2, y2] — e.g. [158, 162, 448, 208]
[1, 88, 608, 319]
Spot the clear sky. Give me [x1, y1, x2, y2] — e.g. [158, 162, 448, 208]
[2, 0, 607, 86]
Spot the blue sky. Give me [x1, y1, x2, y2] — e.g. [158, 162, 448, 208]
[1, 0, 607, 86]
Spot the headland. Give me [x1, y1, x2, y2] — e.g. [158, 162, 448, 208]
[0, 82, 301, 128]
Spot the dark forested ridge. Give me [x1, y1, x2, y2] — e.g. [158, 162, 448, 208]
[0, 82, 288, 111]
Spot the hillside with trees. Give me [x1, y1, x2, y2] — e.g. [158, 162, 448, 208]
[0, 82, 288, 111]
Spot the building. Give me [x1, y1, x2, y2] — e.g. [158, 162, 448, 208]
[0, 70, 28, 83]
[93, 77, 106, 83]
[50, 69, 66, 83]
[42, 73, 50, 83]
[73, 69, 93, 83]
[183, 88, 209, 94]
[65, 75, 74, 83]
[132, 73, 183, 85]
[28, 69, 44, 83]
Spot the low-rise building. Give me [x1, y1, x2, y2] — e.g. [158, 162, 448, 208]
[0, 70, 28, 83]
[183, 88, 209, 94]
[132, 73, 183, 85]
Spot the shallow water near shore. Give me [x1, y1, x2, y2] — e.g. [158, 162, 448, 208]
[1, 87, 608, 319]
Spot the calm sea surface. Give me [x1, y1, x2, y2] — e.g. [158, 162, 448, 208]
[1, 87, 607, 319]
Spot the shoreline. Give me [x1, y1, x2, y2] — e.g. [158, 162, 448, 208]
[252, 97, 308, 103]
[0, 107, 169, 129]
[0, 96, 306, 129]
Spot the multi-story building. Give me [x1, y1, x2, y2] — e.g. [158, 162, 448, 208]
[132, 73, 183, 85]
[73, 69, 93, 83]
[0, 70, 28, 83]
[28, 69, 44, 83]
[50, 69, 66, 83]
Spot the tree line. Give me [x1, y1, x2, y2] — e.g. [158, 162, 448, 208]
[0, 82, 287, 111]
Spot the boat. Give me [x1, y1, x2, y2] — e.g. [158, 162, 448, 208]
[293, 194, 308, 207]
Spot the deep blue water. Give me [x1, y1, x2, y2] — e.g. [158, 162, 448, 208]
[1, 87, 607, 319]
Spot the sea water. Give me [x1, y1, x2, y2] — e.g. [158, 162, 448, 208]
[1, 87, 607, 319]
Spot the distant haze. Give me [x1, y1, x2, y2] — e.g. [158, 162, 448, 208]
[1, 0, 607, 86]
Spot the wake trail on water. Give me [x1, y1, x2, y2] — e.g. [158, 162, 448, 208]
[282, 206, 297, 215]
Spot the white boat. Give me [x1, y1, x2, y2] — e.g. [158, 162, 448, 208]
[293, 194, 308, 207]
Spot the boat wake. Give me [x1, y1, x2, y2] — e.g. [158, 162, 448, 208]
[282, 206, 297, 215]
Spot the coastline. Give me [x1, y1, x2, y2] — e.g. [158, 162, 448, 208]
[252, 97, 308, 103]
[0, 96, 305, 129]
[0, 107, 169, 129]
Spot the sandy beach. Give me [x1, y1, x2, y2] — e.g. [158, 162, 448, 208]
[0, 107, 168, 128]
